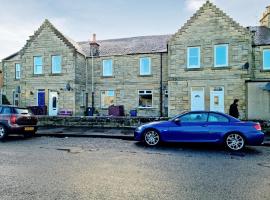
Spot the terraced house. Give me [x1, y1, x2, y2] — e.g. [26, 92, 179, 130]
[1, 1, 270, 119]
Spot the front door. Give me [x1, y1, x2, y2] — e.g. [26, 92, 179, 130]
[49, 91, 58, 116]
[210, 87, 224, 113]
[191, 88, 205, 111]
[37, 89, 45, 106]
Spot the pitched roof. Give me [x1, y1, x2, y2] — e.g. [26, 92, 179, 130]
[171, 1, 251, 42]
[248, 26, 270, 46]
[78, 35, 171, 57]
[21, 19, 85, 56]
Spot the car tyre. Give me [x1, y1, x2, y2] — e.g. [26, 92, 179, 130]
[144, 129, 160, 146]
[225, 133, 245, 151]
[0, 125, 7, 141]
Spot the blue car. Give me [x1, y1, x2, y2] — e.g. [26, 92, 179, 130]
[134, 111, 264, 151]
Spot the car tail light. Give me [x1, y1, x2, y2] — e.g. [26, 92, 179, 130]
[10, 115, 17, 125]
[254, 123, 261, 131]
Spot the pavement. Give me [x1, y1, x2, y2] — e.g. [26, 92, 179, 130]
[36, 126, 270, 146]
[36, 127, 135, 140]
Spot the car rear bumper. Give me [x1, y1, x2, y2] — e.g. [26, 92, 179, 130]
[7, 125, 38, 134]
[246, 132, 265, 146]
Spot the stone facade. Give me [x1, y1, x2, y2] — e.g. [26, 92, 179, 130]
[87, 53, 168, 117]
[168, 1, 252, 118]
[1, 1, 270, 119]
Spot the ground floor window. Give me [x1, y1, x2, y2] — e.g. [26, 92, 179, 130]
[138, 90, 153, 108]
[101, 90, 115, 108]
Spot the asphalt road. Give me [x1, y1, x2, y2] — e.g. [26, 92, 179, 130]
[0, 136, 270, 200]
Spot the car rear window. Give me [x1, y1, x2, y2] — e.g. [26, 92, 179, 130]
[15, 108, 32, 115]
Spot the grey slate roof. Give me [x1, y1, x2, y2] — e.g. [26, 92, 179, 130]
[78, 35, 172, 57]
[248, 26, 270, 46]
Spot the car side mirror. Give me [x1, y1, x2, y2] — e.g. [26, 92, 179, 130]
[174, 118, 181, 124]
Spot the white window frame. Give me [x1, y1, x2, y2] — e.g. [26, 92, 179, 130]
[187, 47, 201, 69]
[101, 90, 115, 108]
[15, 63, 21, 79]
[52, 55, 62, 74]
[138, 90, 153, 108]
[140, 57, 151, 75]
[214, 44, 229, 67]
[34, 56, 43, 74]
[263, 49, 270, 70]
[102, 59, 113, 76]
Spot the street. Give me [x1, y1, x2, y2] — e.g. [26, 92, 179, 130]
[0, 136, 270, 200]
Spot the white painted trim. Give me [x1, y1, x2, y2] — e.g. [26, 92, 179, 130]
[214, 44, 229, 67]
[187, 47, 200, 69]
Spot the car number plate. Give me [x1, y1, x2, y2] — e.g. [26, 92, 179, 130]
[25, 127, 34, 131]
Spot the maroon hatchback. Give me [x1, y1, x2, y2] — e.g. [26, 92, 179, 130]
[0, 105, 38, 140]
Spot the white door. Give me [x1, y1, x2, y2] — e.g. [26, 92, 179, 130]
[49, 91, 58, 116]
[210, 87, 224, 113]
[191, 88, 205, 111]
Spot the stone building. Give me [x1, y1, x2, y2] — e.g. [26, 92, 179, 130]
[1, 1, 270, 119]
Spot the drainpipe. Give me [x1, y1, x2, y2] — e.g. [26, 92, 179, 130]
[91, 47, 94, 112]
[160, 53, 163, 117]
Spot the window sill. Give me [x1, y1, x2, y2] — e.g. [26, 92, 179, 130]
[138, 107, 154, 109]
[211, 66, 231, 70]
[101, 76, 115, 78]
[185, 67, 202, 71]
[138, 74, 153, 77]
[260, 69, 270, 72]
[32, 74, 45, 77]
[49, 73, 63, 76]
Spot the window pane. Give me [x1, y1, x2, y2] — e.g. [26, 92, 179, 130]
[103, 60, 113, 76]
[34, 56, 42, 74]
[208, 113, 229, 122]
[215, 45, 228, 67]
[188, 47, 200, 68]
[181, 113, 208, 122]
[15, 64, 21, 79]
[139, 90, 152, 108]
[140, 58, 151, 75]
[263, 50, 270, 70]
[52, 55, 61, 73]
[101, 90, 115, 108]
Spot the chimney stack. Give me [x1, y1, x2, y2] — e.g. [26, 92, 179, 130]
[260, 6, 270, 28]
[89, 33, 99, 57]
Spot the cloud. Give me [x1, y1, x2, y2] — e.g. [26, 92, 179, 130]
[185, 0, 216, 11]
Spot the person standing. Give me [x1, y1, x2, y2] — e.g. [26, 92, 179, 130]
[229, 99, 239, 118]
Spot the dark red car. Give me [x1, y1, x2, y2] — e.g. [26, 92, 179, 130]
[0, 105, 38, 140]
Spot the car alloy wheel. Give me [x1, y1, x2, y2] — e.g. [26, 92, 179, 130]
[226, 133, 245, 151]
[0, 125, 6, 139]
[144, 130, 160, 146]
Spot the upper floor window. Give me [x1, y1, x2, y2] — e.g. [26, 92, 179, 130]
[263, 49, 270, 70]
[140, 57, 151, 75]
[52, 55, 62, 74]
[187, 47, 200, 68]
[214, 44, 228, 67]
[15, 63, 21, 79]
[101, 90, 115, 108]
[103, 59, 113, 76]
[34, 56, 43, 74]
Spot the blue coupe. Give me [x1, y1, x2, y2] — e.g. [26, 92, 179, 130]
[134, 111, 264, 151]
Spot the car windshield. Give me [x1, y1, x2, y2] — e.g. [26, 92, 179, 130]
[15, 108, 32, 115]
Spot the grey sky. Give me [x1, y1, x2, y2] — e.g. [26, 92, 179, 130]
[0, 0, 269, 59]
